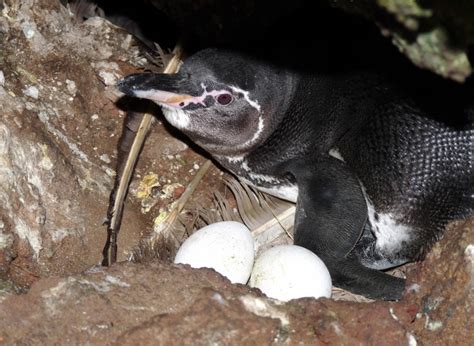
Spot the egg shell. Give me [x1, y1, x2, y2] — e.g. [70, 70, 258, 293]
[174, 221, 254, 284]
[249, 244, 332, 301]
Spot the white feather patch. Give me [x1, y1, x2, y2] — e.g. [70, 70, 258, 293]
[240, 176, 298, 203]
[161, 107, 190, 129]
[255, 184, 298, 203]
[329, 147, 345, 162]
[361, 185, 412, 254]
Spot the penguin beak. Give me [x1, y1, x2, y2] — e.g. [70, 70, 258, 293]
[116, 73, 196, 108]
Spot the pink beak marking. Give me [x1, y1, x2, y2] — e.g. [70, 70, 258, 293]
[134, 85, 231, 109]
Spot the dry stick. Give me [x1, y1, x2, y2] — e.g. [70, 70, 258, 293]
[259, 195, 295, 240]
[224, 178, 295, 240]
[251, 205, 296, 238]
[152, 160, 212, 239]
[103, 45, 184, 266]
[129, 159, 212, 263]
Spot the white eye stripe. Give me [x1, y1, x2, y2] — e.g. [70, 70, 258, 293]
[229, 85, 261, 112]
[177, 84, 260, 110]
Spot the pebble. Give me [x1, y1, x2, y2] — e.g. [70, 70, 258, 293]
[23, 86, 39, 99]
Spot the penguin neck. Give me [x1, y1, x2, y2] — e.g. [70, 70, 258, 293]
[262, 70, 299, 135]
[239, 71, 387, 176]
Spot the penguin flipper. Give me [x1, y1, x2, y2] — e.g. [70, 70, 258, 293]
[290, 158, 405, 300]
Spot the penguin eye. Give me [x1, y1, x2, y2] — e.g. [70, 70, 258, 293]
[216, 93, 233, 105]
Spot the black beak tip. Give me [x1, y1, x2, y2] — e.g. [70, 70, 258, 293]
[116, 72, 187, 96]
[116, 74, 139, 96]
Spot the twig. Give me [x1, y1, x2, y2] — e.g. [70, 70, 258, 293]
[103, 44, 184, 266]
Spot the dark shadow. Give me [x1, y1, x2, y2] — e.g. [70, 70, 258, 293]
[105, 0, 473, 127]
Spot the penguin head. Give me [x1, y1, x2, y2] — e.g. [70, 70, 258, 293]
[116, 49, 286, 156]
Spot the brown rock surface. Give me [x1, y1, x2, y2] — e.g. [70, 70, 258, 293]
[0, 261, 412, 345]
[3, 216, 471, 344]
[0, 0, 124, 286]
[404, 218, 474, 344]
[0, 0, 218, 288]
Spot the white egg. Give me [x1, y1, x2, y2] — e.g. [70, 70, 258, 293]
[249, 245, 332, 301]
[174, 221, 254, 284]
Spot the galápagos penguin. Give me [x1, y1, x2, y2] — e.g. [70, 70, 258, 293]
[116, 49, 474, 300]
